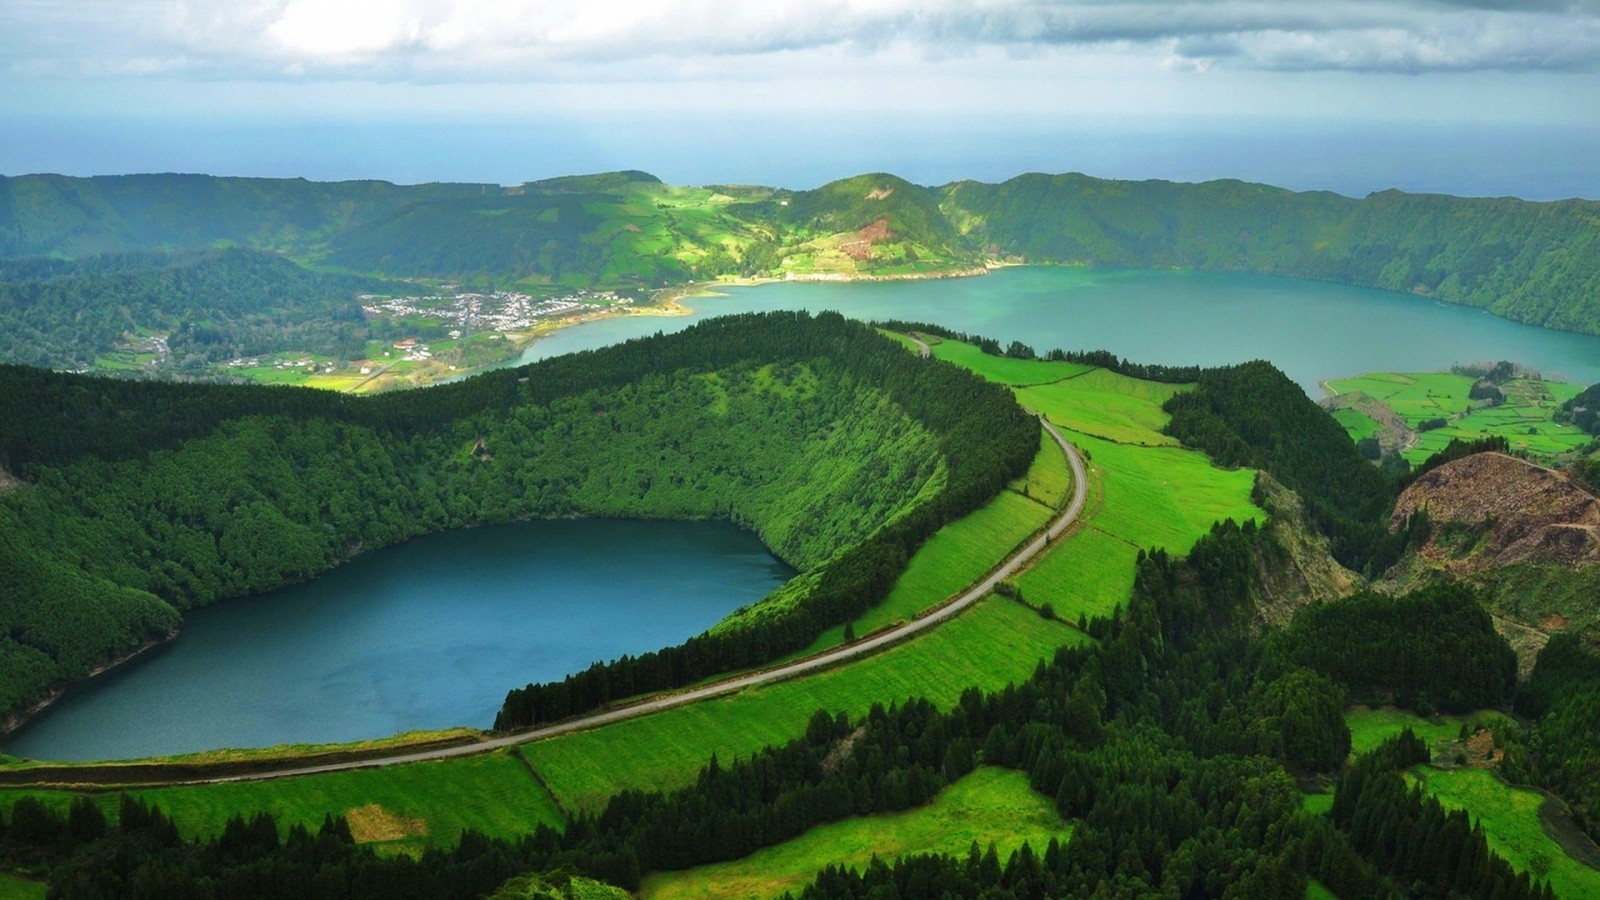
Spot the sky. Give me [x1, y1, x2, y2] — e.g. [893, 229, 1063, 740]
[2, 0, 1598, 196]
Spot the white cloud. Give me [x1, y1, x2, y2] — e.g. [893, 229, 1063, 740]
[1, 0, 1595, 81]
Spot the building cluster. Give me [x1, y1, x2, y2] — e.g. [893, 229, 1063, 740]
[359, 289, 618, 334]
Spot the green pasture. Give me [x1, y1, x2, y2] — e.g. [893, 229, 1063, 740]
[1345, 707, 1471, 758]
[1410, 767, 1600, 899]
[0, 750, 563, 855]
[639, 767, 1068, 900]
[1325, 371, 1590, 463]
[1014, 369, 1184, 446]
[1069, 431, 1261, 552]
[1331, 407, 1382, 442]
[1018, 526, 1138, 624]
[1011, 428, 1073, 510]
[928, 342, 1093, 386]
[521, 597, 1088, 813]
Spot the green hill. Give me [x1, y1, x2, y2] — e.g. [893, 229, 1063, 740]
[0, 312, 1035, 729]
[2, 169, 1599, 337]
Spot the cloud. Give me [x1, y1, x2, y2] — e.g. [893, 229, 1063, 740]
[2, 0, 1598, 81]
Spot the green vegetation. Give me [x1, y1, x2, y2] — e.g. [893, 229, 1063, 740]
[1346, 707, 1470, 757]
[1326, 370, 1590, 463]
[1166, 360, 1410, 573]
[6, 169, 1600, 363]
[926, 340, 1093, 386]
[944, 172, 1600, 335]
[520, 597, 1087, 813]
[1410, 767, 1600, 900]
[0, 874, 42, 900]
[0, 249, 406, 371]
[638, 767, 1067, 899]
[1271, 584, 1517, 714]
[0, 750, 563, 854]
[0, 314, 1038, 733]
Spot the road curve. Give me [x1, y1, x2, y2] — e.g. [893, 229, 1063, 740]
[907, 334, 932, 359]
[53, 418, 1086, 787]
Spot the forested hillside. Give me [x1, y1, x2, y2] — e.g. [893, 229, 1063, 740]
[3, 169, 1598, 338]
[0, 249, 401, 369]
[0, 313, 1036, 726]
[944, 174, 1600, 334]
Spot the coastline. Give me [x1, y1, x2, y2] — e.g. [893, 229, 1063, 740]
[0, 628, 180, 745]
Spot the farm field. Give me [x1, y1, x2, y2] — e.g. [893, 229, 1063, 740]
[521, 596, 1087, 813]
[0, 750, 564, 855]
[1325, 371, 1589, 463]
[1345, 707, 1472, 758]
[639, 767, 1067, 900]
[927, 340, 1093, 385]
[1409, 767, 1600, 900]
[928, 340, 1258, 624]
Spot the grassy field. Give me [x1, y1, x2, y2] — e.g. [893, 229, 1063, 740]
[1325, 371, 1590, 463]
[1011, 428, 1073, 510]
[639, 767, 1067, 900]
[1014, 368, 1185, 446]
[521, 597, 1088, 813]
[1409, 767, 1600, 900]
[0, 750, 563, 855]
[1069, 431, 1260, 553]
[1017, 527, 1139, 623]
[1345, 707, 1472, 758]
[927, 341, 1093, 386]
[0, 874, 42, 900]
[1331, 407, 1382, 442]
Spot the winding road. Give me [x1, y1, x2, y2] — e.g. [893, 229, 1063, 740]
[32, 417, 1085, 787]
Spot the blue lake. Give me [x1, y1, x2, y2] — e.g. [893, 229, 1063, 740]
[5, 519, 792, 761]
[514, 267, 1600, 393]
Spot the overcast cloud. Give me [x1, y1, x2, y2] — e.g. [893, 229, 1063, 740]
[2, 0, 1598, 82]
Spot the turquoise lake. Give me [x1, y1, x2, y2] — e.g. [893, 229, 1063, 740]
[5, 520, 792, 761]
[515, 267, 1600, 392]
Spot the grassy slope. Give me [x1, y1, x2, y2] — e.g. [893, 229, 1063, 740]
[1409, 767, 1600, 900]
[639, 767, 1067, 900]
[1326, 372, 1590, 463]
[523, 598, 1087, 812]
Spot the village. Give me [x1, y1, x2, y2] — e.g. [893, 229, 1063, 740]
[358, 287, 626, 333]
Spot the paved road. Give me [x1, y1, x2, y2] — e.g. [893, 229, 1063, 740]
[907, 334, 932, 358]
[49, 417, 1085, 787]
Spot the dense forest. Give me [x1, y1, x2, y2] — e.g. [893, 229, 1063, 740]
[0, 519, 1573, 899]
[0, 249, 402, 369]
[3, 169, 1599, 339]
[0, 313, 1036, 725]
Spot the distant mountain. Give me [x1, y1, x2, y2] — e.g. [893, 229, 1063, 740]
[2, 169, 1598, 335]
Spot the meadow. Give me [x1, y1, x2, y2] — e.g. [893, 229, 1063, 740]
[638, 767, 1067, 900]
[1325, 371, 1589, 463]
[520, 597, 1087, 812]
[1410, 767, 1600, 900]
[931, 340, 1259, 625]
[1, 751, 564, 856]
